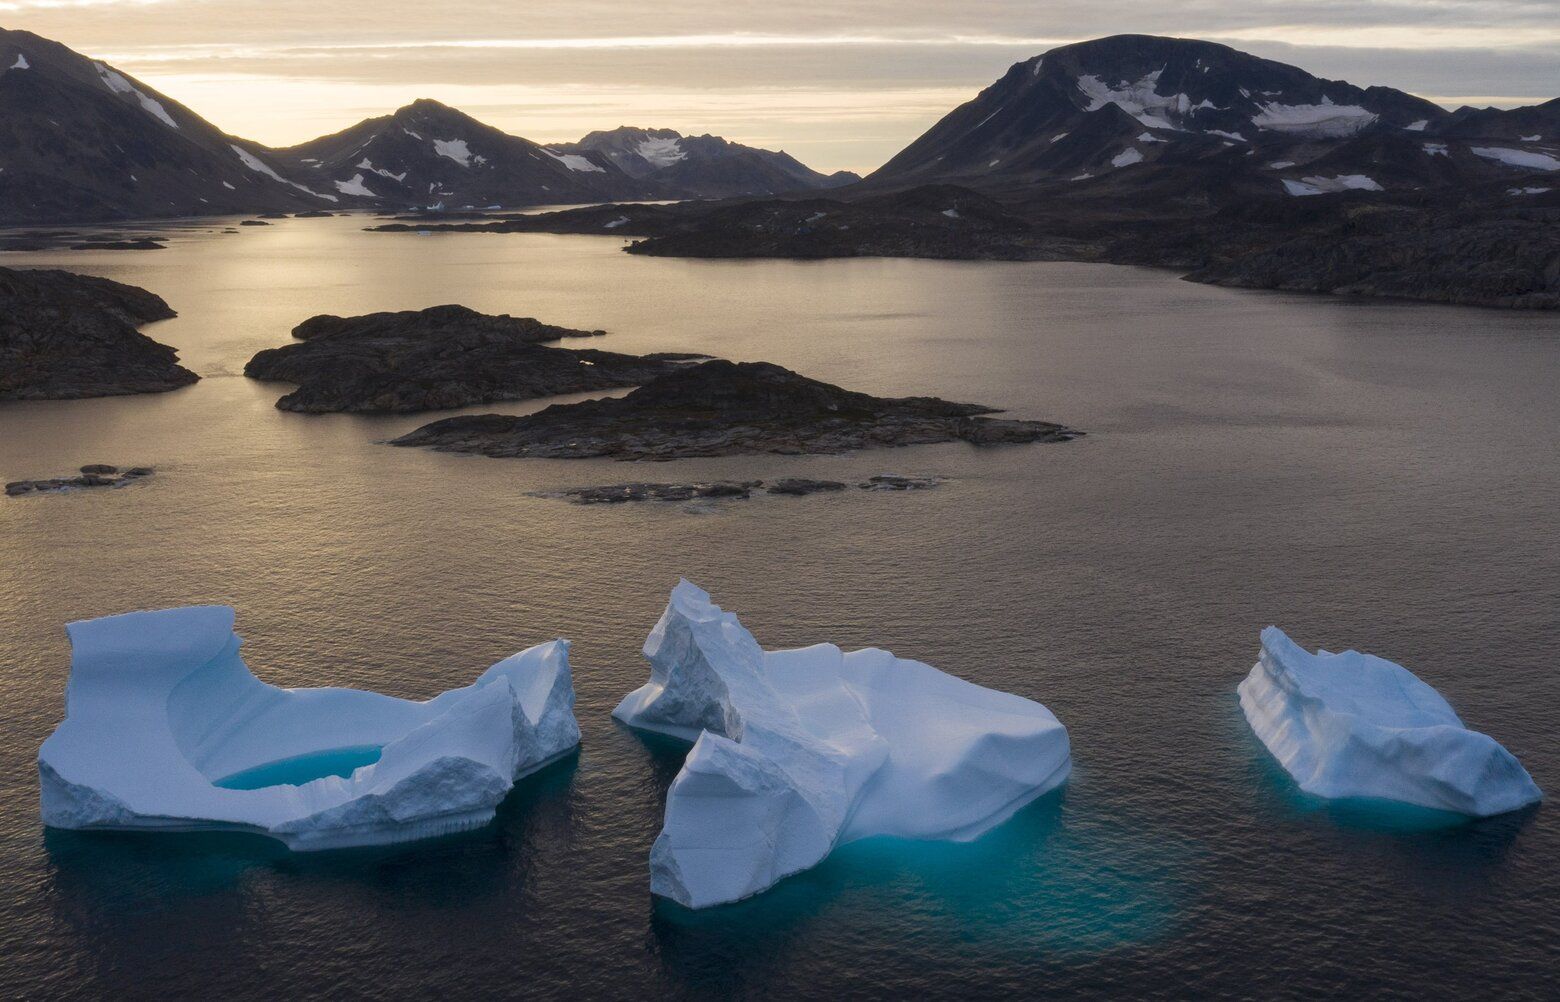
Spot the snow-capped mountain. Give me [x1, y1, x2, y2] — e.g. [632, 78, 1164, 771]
[0, 28, 340, 224]
[558, 127, 859, 198]
[868, 35, 1560, 200]
[273, 100, 654, 210]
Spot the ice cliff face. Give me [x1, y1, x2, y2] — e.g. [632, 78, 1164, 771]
[614, 581, 1072, 908]
[39, 606, 579, 849]
[1240, 627, 1541, 817]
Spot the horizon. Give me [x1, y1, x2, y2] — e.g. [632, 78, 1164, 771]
[3, 2, 1558, 174]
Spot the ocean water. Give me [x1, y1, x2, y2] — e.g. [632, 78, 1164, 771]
[1, 215, 1556, 999]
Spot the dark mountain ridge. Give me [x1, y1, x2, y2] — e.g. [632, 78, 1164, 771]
[1, 28, 856, 222]
[557, 126, 860, 198]
[0, 27, 344, 223]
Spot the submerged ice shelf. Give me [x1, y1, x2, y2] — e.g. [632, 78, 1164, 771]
[1240, 627, 1541, 818]
[615, 581, 1072, 909]
[38, 606, 580, 849]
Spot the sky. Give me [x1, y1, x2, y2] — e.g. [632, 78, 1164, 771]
[3, 1, 1557, 173]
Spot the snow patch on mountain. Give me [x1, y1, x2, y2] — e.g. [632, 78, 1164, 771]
[545, 150, 606, 173]
[94, 62, 179, 130]
[357, 158, 407, 182]
[10, 54, 28, 70]
[636, 136, 687, 167]
[1282, 174, 1384, 196]
[1111, 148, 1145, 167]
[433, 138, 481, 167]
[230, 144, 337, 201]
[1472, 147, 1560, 171]
[1252, 100, 1378, 138]
[1076, 71, 1183, 130]
[1423, 143, 1449, 157]
[334, 174, 376, 197]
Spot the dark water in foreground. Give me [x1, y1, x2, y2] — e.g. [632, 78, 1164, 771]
[1, 216, 1556, 999]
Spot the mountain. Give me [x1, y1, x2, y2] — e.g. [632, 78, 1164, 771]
[272, 100, 655, 210]
[867, 35, 1559, 200]
[557, 126, 860, 198]
[0, 28, 341, 224]
[500, 36, 1560, 308]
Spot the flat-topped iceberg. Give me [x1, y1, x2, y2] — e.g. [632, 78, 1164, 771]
[1240, 627, 1541, 817]
[615, 581, 1071, 908]
[39, 606, 580, 850]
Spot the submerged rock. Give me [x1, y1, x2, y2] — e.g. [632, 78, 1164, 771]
[244, 304, 696, 413]
[394, 359, 1081, 460]
[66, 238, 165, 251]
[0, 268, 194, 400]
[859, 474, 943, 491]
[548, 481, 761, 504]
[1240, 627, 1542, 817]
[615, 581, 1072, 908]
[765, 478, 848, 496]
[38, 606, 581, 850]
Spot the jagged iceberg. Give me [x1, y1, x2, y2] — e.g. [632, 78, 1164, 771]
[614, 581, 1071, 908]
[39, 606, 580, 849]
[1240, 627, 1541, 817]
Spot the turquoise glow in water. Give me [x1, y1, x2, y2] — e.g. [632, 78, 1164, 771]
[213, 746, 383, 790]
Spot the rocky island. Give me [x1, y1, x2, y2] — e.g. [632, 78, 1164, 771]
[392, 359, 1080, 459]
[0, 267, 196, 400]
[6, 464, 155, 496]
[541, 475, 942, 504]
[366, 186, 1084, 262]
[243, 304, 703, 413]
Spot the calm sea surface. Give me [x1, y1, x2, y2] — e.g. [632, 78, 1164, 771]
[1, 216, 1556, 999]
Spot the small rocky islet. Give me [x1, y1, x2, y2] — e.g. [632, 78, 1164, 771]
[543, 475, 943, 505]
[242, 304, 706, 413]
[0, 266, 196, 400]
[393, 358, 1080, 460]
[6, 464, 155, 497]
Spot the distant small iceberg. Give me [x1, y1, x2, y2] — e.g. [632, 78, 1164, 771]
[615, 581, 1072, 908]
[1240, 627, 1540, 818]
[39, 606, 579, 850]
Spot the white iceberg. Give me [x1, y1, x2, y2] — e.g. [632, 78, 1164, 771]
[39, 606, 580, 850]
[614, 581, 1071, 908]
[1240, 627, 1541, 817]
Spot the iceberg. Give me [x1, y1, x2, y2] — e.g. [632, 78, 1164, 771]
[1240, 627, 1541, 817]
[39, 606, 580, 850]
[614, 581, 1071, 908]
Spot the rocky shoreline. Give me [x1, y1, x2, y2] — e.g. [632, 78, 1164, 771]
[0, 267, 197, 400]
[243, 304, 705, 413]
[375, 183, 1560, 310]
[394, 359, 1080, 460]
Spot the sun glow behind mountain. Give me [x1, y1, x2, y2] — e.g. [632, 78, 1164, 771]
[3, 0, 1557, 173]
